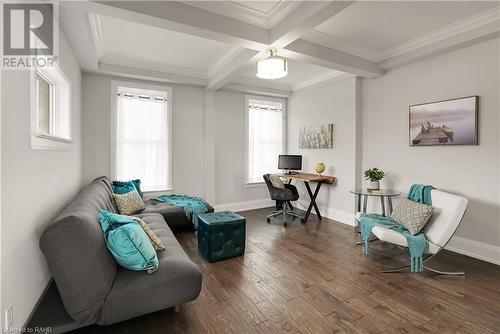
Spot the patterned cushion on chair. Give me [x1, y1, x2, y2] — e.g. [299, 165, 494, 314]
[390, 197, 434, 235]
[113, 190, 145, 215]
[269, 174, 285, 189]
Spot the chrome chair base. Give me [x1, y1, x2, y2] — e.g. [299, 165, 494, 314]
[381, 254, 465, 276]
[266, 204, 303, 227]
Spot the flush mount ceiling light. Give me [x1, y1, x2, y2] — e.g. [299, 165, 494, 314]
[256, 48, 288, 80]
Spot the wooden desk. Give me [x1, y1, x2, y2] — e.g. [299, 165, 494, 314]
[279, 172, 336, 224]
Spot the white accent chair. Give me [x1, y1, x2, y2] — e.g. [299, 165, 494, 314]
[356, 189, 468, 275]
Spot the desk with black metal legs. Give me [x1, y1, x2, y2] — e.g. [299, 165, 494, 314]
[279, 173, 336, 224]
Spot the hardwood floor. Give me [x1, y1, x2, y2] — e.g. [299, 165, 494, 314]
[73, 208, 500, 334]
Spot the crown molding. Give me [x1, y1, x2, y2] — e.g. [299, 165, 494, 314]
[88, 13, 104, 59]
[222, 82, 292, 98]
[100, 53, 209, 79]
[230, 76, 293, 93]
[302, 6, 500, 69]
[292, 70, 346, 92]
[267, 1, 303, 29]
[185, 1, 302, 29]
[97, 62, 208, 87]
[377, 7, 500, 62]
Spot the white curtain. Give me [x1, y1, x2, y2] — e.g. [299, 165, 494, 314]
[116, 93, 170, 191]
[248, 100, 283, 183]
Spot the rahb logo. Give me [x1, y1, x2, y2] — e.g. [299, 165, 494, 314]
[2, 2, 58, 68]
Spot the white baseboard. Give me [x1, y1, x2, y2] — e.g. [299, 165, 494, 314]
[445, 236, 500, 266]
[215, 198, 274, 212]
[297, 200, 355, 226]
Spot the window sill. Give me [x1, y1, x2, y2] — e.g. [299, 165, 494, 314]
[245, 182, 266, 188]
[31, 133, 74, 151]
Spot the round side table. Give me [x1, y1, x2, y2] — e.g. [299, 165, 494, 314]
[349, 189, 401, 217]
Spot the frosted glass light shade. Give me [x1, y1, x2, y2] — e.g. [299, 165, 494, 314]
[256, 56, 288, 79]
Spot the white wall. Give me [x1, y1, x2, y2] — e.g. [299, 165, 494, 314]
[1, 33, 82, 328]
[82, 81, 278, 208]
[362, 38, 500, 261]
[214, 90, 272, 208]
[287, 77, 361, 225]
[82, 73, 206, 197]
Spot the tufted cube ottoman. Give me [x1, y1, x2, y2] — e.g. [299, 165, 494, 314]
[197, 211, 246, 262]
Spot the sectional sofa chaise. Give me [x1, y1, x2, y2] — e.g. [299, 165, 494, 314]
[32, 176, 213, 332]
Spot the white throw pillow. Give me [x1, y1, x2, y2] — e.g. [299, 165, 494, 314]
[390, 198, 434, 235]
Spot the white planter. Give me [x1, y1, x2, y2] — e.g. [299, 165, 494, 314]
[368, 180, 380, 190]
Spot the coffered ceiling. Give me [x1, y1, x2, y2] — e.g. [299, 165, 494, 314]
[185, 1, 301, 28]
[307, 1, 498, 59]
[59, 1, 500, 95]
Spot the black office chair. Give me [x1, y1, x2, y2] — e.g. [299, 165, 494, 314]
[263, 174, 302, 226]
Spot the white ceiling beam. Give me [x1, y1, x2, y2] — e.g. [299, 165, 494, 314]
[222, 83, 292, 98]
[292, 71, 347, 92]
[59, 6, 100, 71]
[66, 0, 383, 87]
[378, 8, 500, 70]
[91, 1, 270, 50]
[282, 39, 383, 78]
[101, 53, 208, 79]
[270, 1, 353, 49]
[206, 48, 260, 91]
[98, 63, 208, 87]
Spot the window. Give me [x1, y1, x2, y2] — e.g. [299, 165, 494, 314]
[246, 96, 285, 184]
[112, 83, 172, 192]
[30, 65, 72, 150]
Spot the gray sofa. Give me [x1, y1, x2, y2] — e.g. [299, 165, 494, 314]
[37, 176, 212, 331]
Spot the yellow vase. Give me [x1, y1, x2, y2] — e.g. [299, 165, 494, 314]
[315, 163, 325, 175]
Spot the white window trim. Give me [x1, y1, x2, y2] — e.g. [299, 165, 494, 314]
[110, 80, 173, 193]
[30, 64, 73, 151]
[245, 94, 287, 186]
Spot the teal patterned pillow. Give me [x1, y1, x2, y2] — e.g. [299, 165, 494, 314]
[113, 179, 143, 198]
[390, 198, 434, 235]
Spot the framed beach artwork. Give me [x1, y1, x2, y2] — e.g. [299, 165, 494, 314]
[409, 96, 478, 146]
[299, 123, 334, 149]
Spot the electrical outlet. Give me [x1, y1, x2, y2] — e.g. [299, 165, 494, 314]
[5, 306, 13, 329]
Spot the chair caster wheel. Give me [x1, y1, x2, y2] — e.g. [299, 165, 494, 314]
[283, 222, 288, 227]
[266, 218, 271, 223]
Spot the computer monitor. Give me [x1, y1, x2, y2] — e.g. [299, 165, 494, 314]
[278, 155, 302, 171]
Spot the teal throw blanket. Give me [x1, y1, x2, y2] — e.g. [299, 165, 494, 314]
[155, 195, 208, 229]
[359, 184, 434, 272]
[408, 184, 434, 205]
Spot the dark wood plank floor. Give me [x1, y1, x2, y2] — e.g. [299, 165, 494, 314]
[73, 208, 500, 334]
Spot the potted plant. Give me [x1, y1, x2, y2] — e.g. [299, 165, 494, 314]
[364, 168, 385, 190]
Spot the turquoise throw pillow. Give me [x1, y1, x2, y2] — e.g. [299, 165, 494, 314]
[99, 209, 135, 234]
[112, 179, 143, 198]
[98, 210, 159, 272]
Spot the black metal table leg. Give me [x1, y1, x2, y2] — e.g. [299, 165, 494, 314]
[388, 197, 393, 215]
[301, 182, 322, 223]
[381, 196, 386, 216]
[356, 194, 361, 213]
[363, 195, 367, 213]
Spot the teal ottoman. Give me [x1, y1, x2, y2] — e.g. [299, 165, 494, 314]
[197, 211, 246, 262]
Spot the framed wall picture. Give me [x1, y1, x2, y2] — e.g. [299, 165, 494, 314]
[409, 96, 478, 146]
[299, 123, 334, 148]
